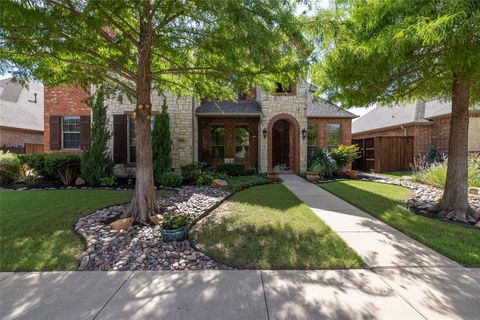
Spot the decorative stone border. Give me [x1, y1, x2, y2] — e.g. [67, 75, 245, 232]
[74, 186, 233, 271]
[358, 173, 480, 226]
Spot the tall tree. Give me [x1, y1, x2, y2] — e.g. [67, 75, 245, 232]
[152, 99, 172, 181]
[311, 0, 480, 223]
[81, 86, 114, 185]
[1, 0, 309, 223]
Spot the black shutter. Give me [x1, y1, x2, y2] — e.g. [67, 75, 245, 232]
[49, 116, 61, 150]
[80, 115, 91, 150]
[113, 114, 128, 164]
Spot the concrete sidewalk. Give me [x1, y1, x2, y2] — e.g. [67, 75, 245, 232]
[1, 176, 479, 320]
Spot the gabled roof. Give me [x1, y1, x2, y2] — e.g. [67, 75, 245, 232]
[352, 101, 430, 134]
[306, 85, 358, 119]
[0, 78, 44, 132]
[196, 100, 261, 116]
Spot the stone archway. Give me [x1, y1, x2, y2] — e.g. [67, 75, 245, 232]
[267, 113, 300, 173]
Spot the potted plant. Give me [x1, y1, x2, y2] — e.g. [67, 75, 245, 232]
[267, 164, 286, 181]
[331, 145, 361, 178]
[160, 214, 191, 242]
[306, 162, 325, 182]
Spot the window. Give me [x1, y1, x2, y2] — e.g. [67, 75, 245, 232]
[127, 115, 154, 163]
[307, 124, 318, 157]
[210, 125, 225, 158]
[235, 125, 249, 158]
[326, 124, 342, 147]
[62, 116, 80, 149]
[275, 82, 292, 93]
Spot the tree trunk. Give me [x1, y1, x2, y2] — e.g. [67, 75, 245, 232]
[126, 1, 158, 223]
[434, 73, 479, 223]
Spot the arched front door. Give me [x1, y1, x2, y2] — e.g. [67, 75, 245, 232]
[268, 114, 300, 173]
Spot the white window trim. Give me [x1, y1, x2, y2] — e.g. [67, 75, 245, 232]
[62, 116, 81, 150]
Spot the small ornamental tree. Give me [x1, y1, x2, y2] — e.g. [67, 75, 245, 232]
[311, 0, 480, 223]
[81, 87, 114, 185]
[152, 99, 172, 182]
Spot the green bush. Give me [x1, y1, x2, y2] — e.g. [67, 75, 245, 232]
[153, 100, 172, 182]
[225, 175, 271, 192]
[330, 144, 360, 171]
[157, 171, 183, 187]
[244, 167, 257, 175]
[18, 153, 50, 178]
[215, 163, 246, 176]
[180, 162, 207, 181]
[19, 153, 80, 185]
[161, 214, 190, 230]
[81, 87, 114, 185]
[99, 176, 116, 187]
[194, 171, 217, 186]
[307, 147, 337, 177]
[413, 160, 480, 188]
[0, 151, 20, 186]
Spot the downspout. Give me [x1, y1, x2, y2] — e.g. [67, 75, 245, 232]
[400, 125, 407, 136]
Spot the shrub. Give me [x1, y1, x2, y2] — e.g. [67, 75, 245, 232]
[157, 171, 183, 187]
[0, 151, 20, 186]
[412, 158, 480, 188]
[153, 100, 172, 182]
[181, 162, 207, 181]
[194, 171, 217, 186]
[330, 144, 360, 171]
[244, 167, 257, 175]
[308, 161, 326, 176]
[161, 214, 190, 230]
[307, 147, 337, 177]
[99, 176, 116, 187]
[225, 175, 271, 192]
[81, 87, 114, 185]
[18, 153, 49, 178]
[215, 163, 246, 176]
[44, 153, 81, 185]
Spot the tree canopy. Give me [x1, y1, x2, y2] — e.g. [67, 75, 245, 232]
[310, 0, 480, 107]
[1, 0, 310, 97]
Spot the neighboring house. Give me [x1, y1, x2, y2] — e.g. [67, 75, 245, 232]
[44, 82, 357, 174]
[351, 100, 480, 172]
[0, 78, 44, 153]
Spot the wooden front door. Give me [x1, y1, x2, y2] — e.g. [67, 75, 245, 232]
[272, 119, 291, 168]
[198, 117, 259, 169]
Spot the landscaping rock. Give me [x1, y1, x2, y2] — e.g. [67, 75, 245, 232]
[75, 186, 231, 271]
[476, 221, 480, 229]
[149, 214, 162, 225]
[75, 177, 85, 186]
[110, 218, 133, 231]
[211, 179, 228, 188]
[469, 187, 480, 196]
[399, 175, 413, 181]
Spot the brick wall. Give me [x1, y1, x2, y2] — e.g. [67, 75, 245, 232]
[44, 86, 91, 152]
[307, 118, 353, 147]
[431, 116, 450, 153]
[0, 127, 43, 148]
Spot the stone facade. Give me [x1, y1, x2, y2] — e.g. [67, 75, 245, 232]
[257, 82, 309, 173]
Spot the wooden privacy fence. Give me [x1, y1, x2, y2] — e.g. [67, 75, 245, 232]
[352, 136, 414, 173]
[24, 143, 44, 154]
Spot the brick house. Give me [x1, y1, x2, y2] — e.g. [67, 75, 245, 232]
[44, 82, 357, 175]
[352, 100, 480, 170]
[0, 78, 44, 153]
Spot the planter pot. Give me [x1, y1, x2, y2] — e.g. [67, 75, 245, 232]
[160, 226, 188, 242]
[267, 172, 280, 182]
[306, 172, 320, 183]
[347, 170, 359, 179]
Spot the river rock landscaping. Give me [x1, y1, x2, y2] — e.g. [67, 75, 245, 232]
[75, 186, 232, 271]
[359, 173, 480, 224]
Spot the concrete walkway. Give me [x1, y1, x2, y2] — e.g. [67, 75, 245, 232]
[1, 176, 479, 320]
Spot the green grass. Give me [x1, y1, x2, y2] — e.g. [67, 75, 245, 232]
[190, 184, 363, 269]
[320, 181, 480, 267]
[377, 171, 412, 179]
[0, 189, 170, 271]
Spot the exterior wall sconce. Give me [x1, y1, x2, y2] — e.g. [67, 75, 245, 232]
[263, 128, 268, 139]
[302, 128, 307, 140]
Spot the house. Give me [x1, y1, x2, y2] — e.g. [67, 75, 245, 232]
[43, 82, 357, 174]
[0, 78, 44, 153]
[351, 100, 480, 172]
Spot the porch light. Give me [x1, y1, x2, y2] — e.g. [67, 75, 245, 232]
[262, 128, 268, 139]
[302, 128, 307, 140]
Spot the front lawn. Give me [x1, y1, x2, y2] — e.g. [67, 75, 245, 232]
[0, 189, 170, 271]
[320, 181, 480, 267]
[190, 184, 363, 269]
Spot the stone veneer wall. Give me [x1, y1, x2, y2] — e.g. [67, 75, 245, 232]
[0, 127, 44, 148]
[105, 91, 195, 175]
[257, 82, 308, 173]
